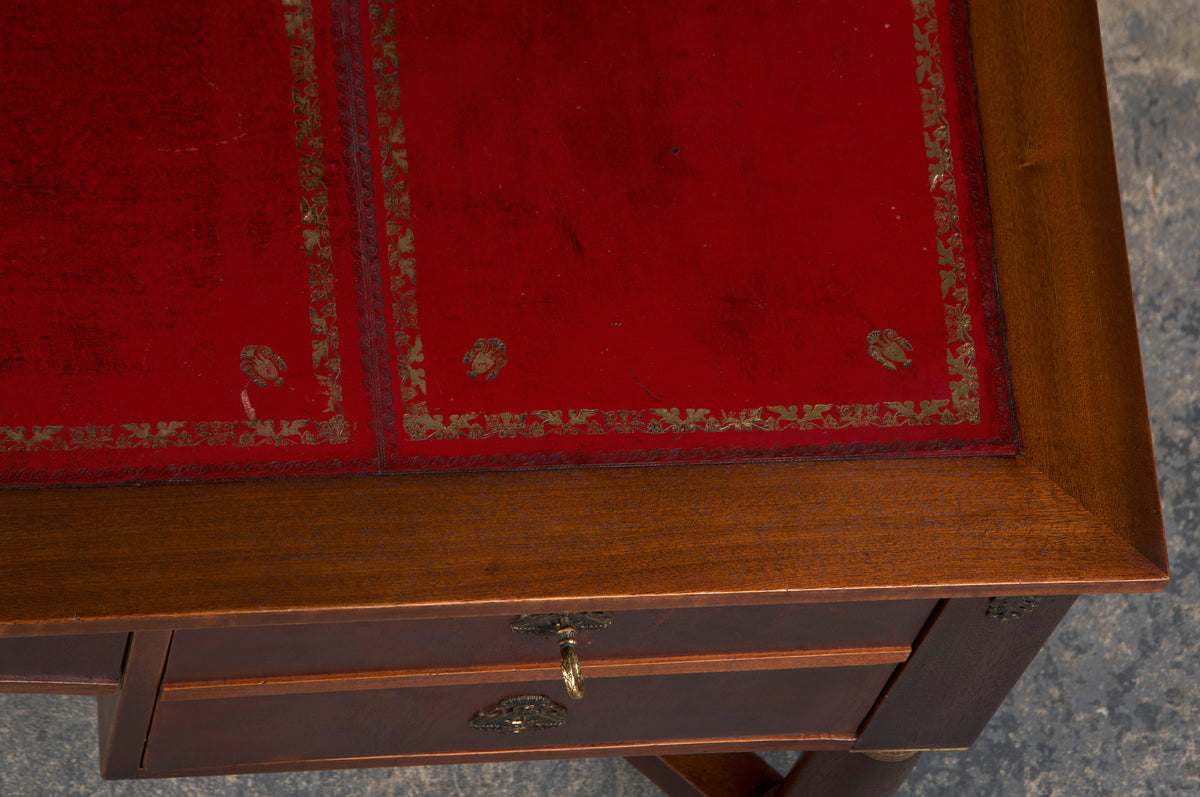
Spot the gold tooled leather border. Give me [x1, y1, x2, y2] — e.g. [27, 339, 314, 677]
[376, 0, 982, 442]
[1, 0, 350, 454]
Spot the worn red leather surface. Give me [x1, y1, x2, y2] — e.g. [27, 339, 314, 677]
[2, 0, 377, 484]
[1, 0, 1014, 485]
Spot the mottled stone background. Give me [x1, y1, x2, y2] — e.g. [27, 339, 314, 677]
[1, 1, 1196, 794]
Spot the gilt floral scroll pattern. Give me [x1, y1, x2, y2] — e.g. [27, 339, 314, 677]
[372, 0, 983, 443]
[398, 401, 961, 441]
[368, 1, 424, 416]
[1, 0, 349, 454]
[913, 0, 981, 423]
[287, 0, 348, 430]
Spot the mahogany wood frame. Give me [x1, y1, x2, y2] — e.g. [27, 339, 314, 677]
[0, 0, 1167, 795]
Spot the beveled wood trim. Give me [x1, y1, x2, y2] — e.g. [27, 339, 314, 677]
[138, 736, 852, 780]
[158, 646, 911, 702]
[626, 753, 781, 797]
[0, 679, 118, 696]
[0, 457, 1164, 635]
[968, 0, 1168, 572]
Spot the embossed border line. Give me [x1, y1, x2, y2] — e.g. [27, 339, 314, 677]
[1, 0, 349, 456]
[372, 0, 982, 442]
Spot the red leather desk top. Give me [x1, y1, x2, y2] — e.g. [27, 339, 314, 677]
[1, 0, 1014, 485]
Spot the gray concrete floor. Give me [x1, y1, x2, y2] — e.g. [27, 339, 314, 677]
[2, 1, 1197, 794]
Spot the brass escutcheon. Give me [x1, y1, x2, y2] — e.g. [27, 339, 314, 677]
[468, 695, 567, 734]
[510, 612, 613, 700]
[986, 595, 1042, 621]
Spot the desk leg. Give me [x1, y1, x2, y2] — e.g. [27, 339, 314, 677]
[773, 751, 920, 796]
[628, 595, 1075, 796]
[626, 751, 916, 797]
[855, 595, 1076, 750]
[625, 753, 781, 797]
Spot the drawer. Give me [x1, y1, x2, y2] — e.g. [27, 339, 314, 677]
[144, 664, 896, 774]
[164, 600, 936, 684]
[0, 632, 128, 694]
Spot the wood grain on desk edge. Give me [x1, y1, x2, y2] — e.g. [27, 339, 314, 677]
[0, 455, 1165, 634]
[969, 0, 1168, 572]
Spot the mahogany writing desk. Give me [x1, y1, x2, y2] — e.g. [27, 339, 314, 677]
[0, 1, 1167, 795]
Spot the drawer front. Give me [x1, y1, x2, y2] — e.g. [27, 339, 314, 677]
[144, 664, 895, 773]
[164, 600, 936, 684]
[0, 632, 128, 694]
